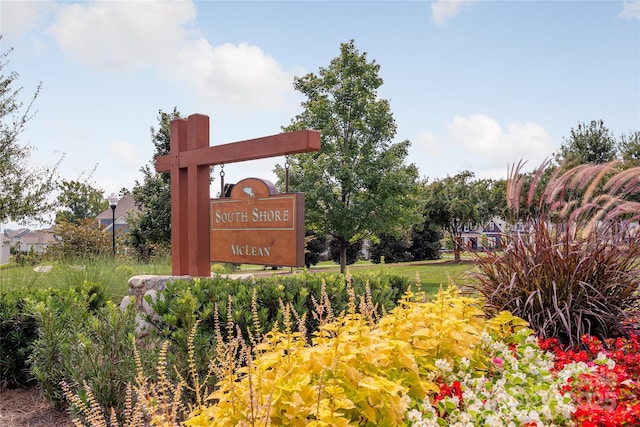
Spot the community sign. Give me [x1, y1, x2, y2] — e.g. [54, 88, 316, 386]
[210, 178, 304, 267]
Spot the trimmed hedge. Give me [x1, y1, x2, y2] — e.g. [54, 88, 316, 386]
[148, 269, 408, 343]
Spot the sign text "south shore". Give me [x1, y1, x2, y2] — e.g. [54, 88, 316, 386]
[214, 207, 290, 224]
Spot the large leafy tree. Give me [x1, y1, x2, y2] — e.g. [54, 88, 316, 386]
[276, 40, 422, 273]
[423, 171, 500, 261]
[555, 119, 617, 166]
[127, 108, 181, 260]
[551, 122, 640, 203]
[55, 178, 108, 224]
[369, 233, 412, 264]
[408, 225, 442, 261]
[0, 45, 59, 224]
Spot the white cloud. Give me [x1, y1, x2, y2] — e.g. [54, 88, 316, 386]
[619, 0, 640, 20]
[48, 0, 197, 71]
[46, 0, 293, 113]
[431, 0, 476, 25]
[415, 114, 556, 179]
[108, 141, 140, 169]
[165, 41, 294, 113]
[1, 0, 55, 39]
[448, 114, 555, 173]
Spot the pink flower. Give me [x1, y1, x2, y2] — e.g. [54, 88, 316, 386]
[492, 357, 504, 369]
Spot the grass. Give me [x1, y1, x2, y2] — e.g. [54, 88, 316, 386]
[0, 257, 172, 302]
[0, 254, 477, 302]
[231, 253, 476, 297]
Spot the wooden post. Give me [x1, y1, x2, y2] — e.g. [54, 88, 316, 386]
[155, 114, 320, 276]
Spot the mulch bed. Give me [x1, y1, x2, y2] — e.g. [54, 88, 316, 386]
[0, 388, 74, 427]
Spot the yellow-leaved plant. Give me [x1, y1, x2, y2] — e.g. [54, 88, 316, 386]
[185, 275, 530, 426]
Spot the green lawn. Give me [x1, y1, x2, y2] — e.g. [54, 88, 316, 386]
[0, 258, 172, 302]
[0, 255, 477, 302]
[236, 254, 477, 297]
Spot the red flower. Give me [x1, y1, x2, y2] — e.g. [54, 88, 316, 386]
[541, 334, 640, 426]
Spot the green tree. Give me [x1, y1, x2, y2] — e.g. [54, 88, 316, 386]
[55, 178, 108, 224]
[276, 40, 421, 273]
[555, 119, 617, 166]
[619, 130, 640, 167]
[422, 171, 498, 261]
[304, 232, 326, 268]
[369, 233, 412, 264]
[369, 224, 441, 264]
[0, 45, 59, 224]
[408, 225, 442, 261]
[127, 108, 182, 261]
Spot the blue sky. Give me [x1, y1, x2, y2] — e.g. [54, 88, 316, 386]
[2, 0, 639, 227]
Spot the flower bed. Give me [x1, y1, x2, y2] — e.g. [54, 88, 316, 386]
[408, 333, 640, 427]
[63, 286, 640, 426]
[407, 329, 575, 426]
[182, 288, 640, 427]
[541, 334, 640, 427]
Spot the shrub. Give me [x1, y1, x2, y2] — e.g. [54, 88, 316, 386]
[146, 269, 406, 393]
[148, 269, 405, 346]
[470, 161, 640, 346]
[304, 231, 327, 268]
[0, 281, 108, 390]
[27, 282, 141, 415]
[45, 219, 114, 261]
[0, 290, 41, 388]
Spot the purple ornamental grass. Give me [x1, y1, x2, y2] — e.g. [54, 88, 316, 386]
[470, 160, 640, 346]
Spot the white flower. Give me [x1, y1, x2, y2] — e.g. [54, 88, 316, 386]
[435, 358, 453, 372]
[401, 394, 412, 407]
[484, 414, 504, 427]
[407, 409, 423, 423]
[594, 352, 616, 369]
[450, 395, 460, 407]
[527, 409, 541, 423]
[460, 357, 470, 369]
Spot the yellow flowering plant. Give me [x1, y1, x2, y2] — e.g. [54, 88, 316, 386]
[186, 281, 528, 426]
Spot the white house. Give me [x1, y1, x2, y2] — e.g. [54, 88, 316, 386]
[6, 228, 60, 254]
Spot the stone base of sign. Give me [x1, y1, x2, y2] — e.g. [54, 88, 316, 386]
[120, 273, 255, 336]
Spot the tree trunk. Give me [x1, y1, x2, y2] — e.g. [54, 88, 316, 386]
[453, 235, 462, 261]
[340, 238, 347, 274]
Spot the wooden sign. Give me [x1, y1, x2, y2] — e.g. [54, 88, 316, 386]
[210, 178, 304, 266]
[155, 113, 320, 276]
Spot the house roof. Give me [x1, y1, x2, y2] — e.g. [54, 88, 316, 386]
[6, 228, 31, 239]
[11, 229, 59, 245]
[96, 195, 139, 220]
